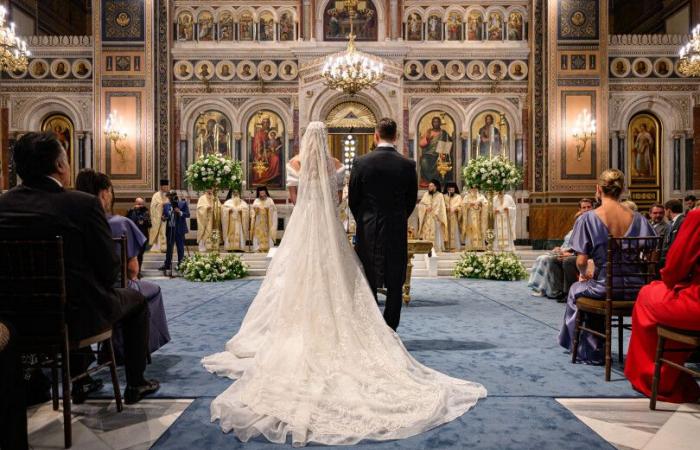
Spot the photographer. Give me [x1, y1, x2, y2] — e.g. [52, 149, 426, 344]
[159, 191, 190, 272]
[126, 197, 151, 276]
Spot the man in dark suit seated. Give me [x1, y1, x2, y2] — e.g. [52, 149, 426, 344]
[0, 132, 159, 405]
[660, 199, 685, 269]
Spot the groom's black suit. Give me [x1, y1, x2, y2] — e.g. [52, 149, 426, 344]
[349, 144, 418, 330]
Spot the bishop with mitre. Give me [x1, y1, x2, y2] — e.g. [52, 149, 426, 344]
[222, 189, 249, 252]
[250, 186, 277, 252]
[197, 189, 222, 252]
[462, 186, 487, 251]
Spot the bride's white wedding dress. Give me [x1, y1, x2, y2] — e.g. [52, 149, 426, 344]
[202, 122, 486, 447]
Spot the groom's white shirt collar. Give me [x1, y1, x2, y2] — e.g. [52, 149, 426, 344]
[376, 142, 395, 149]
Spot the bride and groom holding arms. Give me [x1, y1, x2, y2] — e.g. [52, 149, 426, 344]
[202, 118, 486, 446]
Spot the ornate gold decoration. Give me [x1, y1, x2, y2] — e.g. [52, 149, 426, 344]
[321, 0, 384, 96]
[0, 6, 30, 74]
[325, 102, 377, 129]
[571, 108, 596, 161]
[116, 12, 131, 27]
[678, 25, 700, 76]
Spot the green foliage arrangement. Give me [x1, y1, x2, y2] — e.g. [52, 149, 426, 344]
[185, 154, 243, 192]
[454, 251, 528, 281]
[180, 252, 248, 282]
[462, 156, 522, 192]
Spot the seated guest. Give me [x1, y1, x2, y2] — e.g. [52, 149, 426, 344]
[75, 169, 171, 362]
[660, 199, 684, 268]
[625, 210, 700, 403]
[648, 203, 668, 242]
[685, 194, 697, 215]
[558, 169, 655, 364]
[0, 132, 159, 404]
[529, 198, 593, 300]
[0, 320, 28, 450]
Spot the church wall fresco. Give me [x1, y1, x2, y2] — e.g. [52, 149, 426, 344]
[41, 114, 75, 185]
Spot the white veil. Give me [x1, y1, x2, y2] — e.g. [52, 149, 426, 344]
[202, 122, 486, 447]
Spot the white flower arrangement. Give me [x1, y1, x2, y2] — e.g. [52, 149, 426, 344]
[454, 251, 527, 281]
[186, 154, 243, 192]
[180, 252, 248, 282]
[462, 156, 522, 193]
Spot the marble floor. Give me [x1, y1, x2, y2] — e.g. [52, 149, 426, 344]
[27, 399, 192, 450]
[558, 398, 700, 450]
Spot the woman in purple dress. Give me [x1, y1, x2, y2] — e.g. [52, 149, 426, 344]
[558, 169, 655, 364]
[75, 170, 171, 361]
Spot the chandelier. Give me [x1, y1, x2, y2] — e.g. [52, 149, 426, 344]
[321, 0, 383, 96]
[678, 24, 700, 76]
[0, 6, 30, 74]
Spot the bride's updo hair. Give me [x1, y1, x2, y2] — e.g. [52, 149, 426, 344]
[598, 169, 624, 199]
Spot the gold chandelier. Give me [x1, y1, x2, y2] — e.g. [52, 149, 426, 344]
[678, 25, 700, 76]
[0, 5, 30, 74]
[321, 0, 383, 96]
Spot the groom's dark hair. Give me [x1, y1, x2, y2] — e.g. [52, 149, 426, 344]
[376, 118, 397, 141]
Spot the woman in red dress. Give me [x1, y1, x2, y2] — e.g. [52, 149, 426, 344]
[624, 209, 700, 403]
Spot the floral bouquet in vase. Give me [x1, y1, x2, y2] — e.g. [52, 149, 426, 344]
[462, 156, 522, 193]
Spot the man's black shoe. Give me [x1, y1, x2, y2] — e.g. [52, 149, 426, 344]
[72, 378, 104, 404]
[124, 379, 160, 405]
[157, 265, 167, 271]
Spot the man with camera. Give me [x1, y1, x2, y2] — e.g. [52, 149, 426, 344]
[159, 191, 190, 273]
[126, 197, 151, 277]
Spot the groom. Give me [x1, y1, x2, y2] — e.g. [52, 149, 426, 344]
[349, 118, 418, 330]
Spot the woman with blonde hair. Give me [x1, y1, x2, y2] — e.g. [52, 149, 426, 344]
[558, 169, 655, 364]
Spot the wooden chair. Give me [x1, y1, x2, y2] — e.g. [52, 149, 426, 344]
[650, 325, 700, 410]
[0, 237, 123, 448]
[571, 235, 661, 381]
[113, 235, 128, 289]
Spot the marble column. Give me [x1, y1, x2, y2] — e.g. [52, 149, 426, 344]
[673, 133, 682, 192]
[83, 131, 92, 169]
[609, 131, 618, 170]
[233, 132, 243, 162]
[686, 132, 694, 190]
[78, 132, 85, 170]
[617, 134, 625, 174]
[303, 0, 312, 40]
[390, 0, 399, 39]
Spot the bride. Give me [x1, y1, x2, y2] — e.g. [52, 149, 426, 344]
[202, 122, 486, 446]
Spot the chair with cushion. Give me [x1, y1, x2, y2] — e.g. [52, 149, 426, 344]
[650, 325, 700, 410]
[0, 237, 122, 448]
[572, 235, 661, 381]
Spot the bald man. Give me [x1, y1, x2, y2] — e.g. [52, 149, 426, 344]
[126, 197, 151, 277]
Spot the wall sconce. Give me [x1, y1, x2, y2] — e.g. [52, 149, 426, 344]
[104, 110, 128, 162]
[571, 108, 596, 161]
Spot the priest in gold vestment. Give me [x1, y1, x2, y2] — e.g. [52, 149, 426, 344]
[443, 182, 463, 252]
[417, 180, 447, 253]
[222, 190, 249, 251]
[149, 179, 169, 252]
[250, 186, 277, 252]
[462, 186, 487, 251]
[493, 191, 517, 252]
[197, 190, 222, 252]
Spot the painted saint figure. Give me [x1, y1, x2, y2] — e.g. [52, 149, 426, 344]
[478, 114, 502, 157]
[250, 186, 277, 253]
[633, 123, 654, 178]
[419, 116, 453, 187]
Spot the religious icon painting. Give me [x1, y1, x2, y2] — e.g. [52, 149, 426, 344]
[426, 13, 443, 41]
[610, 57, 630, 77]
[279, 11, 295, 41]
[72, 59, 92, 79]
[405, 12, 423, 41]
[324, 0, 378, 41]
[487, 11, 503, 41]
[177, 11, 195, 41]
[507, 12, 523, 40]
[216, 61, 235, 81]
[50, 59, 71, 79]
[193, 111, 233, 159]
[218, 11, 234, 41]
[258, 60, 278, 81]
[446, 12, 462, 41]
[404, 60, 423, 80]
[467, 11, 484, 41]
[278, 60, 298, 80]
[471, 110, 508, 159]
[653, 57, 673, 78]
[259, 12, 276, 42]
[174, 60, 193, 80]
[627, 112, 661, 187]
[42, 114, 74, 185]
[466, 60, 486, 80]
[29, 59, 49, 79]
[632, 58, 652, 78]
[424, 60, 445, 81]
[248, 110, 286, 189]
[237, 60, 257, 81]
[417, 111, 456, 188]
[445, 60, 465, 81]
[194, 61, 215, 80]
[487, 60, 507, 80]
[508, 60, 527, 80]
[197, 11, 215, 42]
[239, 11, 255, 41]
